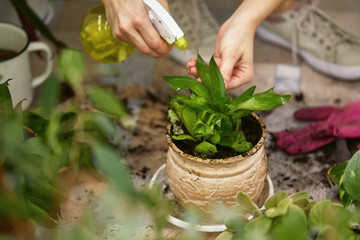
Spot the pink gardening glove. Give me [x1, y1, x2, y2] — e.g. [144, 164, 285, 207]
[273, 101, 360, 154]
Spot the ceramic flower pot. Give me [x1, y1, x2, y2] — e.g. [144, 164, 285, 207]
[166, 112, 267, 221]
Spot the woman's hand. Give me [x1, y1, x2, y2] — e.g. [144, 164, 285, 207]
[186, 16, 255, 90]
[102, 0, 172, 58]
[214, 14, 256, 90]
[186, 0, 285, 90]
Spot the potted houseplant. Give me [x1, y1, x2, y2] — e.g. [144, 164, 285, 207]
[164, 55, 291, 222]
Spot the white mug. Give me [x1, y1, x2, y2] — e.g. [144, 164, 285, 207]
[0, 22, 53, 109]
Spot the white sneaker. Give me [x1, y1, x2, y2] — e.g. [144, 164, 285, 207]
[167, 0, 219, 64]
[256, 0, 360, 80]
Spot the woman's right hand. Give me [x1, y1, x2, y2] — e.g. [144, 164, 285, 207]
[102, 0, 172, 58]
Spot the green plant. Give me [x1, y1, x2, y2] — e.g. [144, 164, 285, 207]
[215, 150, 360, 240]
[165, 55, 291, 158]
[329, 149, 360, 208]
[216, 191, 359, 240]
[0, 79, 65, 231]
[0, 49, 173, 239]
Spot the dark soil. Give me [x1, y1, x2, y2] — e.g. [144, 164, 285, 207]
[171, 113, 263, 159]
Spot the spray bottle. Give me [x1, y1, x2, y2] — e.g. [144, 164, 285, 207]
[79, 0, 188, 64]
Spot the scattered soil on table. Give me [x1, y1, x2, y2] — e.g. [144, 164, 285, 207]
[125, 94, 169, 177]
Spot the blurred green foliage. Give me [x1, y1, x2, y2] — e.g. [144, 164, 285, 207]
[216, 189, 360, 240]
[0, 49, 172, 239]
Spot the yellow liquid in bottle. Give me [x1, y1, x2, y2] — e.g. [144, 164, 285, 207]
[79, 3, 135, 64]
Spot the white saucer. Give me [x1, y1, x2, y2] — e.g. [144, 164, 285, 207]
[149, 164, 274, 232]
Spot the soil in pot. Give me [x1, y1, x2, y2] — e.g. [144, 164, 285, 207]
[171, 112, 265, 159]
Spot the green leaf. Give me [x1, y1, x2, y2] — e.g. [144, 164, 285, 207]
[193, 121, 215, 139]
[181, 105, 197, 136]
[214, 97, 229, 113]
[231, 141, 252, 153]
[87, 86, 127, 120]
[57, 48, 85, 88]
[195, 54, 211, 94]
[271, 205, 308, 240]
[208, 56, 226, 101]
[308, 200, 352, 229]
[308, 201, 355, 240]
[236, 191, 255, 215]
[343, 149, 360, 202]
[265, 191, 287, 209]
[218, 131, 238, 147]
[290, 192, 313, 207]
[220, 118, 233, 133]
[46, 113, 63, 155]
[316, 225, 347, 240]
[22, 111, 48, 137]
[208, 133, 221, 144]
[224, 214, 249, 231]
[163, 76, 211, 101]
[234, 88, 291, 111]
[0, 80, 14, 122]
[215, 231, 233, 240]
[231, 109, 252, 119]
[338, 175, 353, 208]
[169, 100, 183, 122]
[168, 109, 185, 137]
[26, 200, 52, 224]
[231, 86, 256, 106]
[92, 144, 134, 195]
[40, 75, 60, 117]
[329, 162, 348, 187]
[0, 110, 24, 150]
[92, 112, 117, 137]
[244, 215, 272, 236]
[194, 141, 217, 158]
[24, 174, 65, 216]
[174, 96, 211, 110]
[172, 134, 196, 141]
[20, 137, 49, 157]
[168, 108, 180, 124]
[265, 198, 293, 218]
[10, 0, 66, 49]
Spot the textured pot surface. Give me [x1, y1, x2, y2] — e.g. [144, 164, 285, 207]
[166, 113, 267, 220]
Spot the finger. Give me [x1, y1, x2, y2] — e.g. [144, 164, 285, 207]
[135, 18, 172, 57]
[115, 6, 171, 57]
[135, 3, 172, 57]
[218, 55, 237, 84]
[123, 28, 162, 58]
[224, 66, 253, 90]
[196, 77, 203, 83]
[186, 57, 197, 68]
[225, 79, 244, 90]
[111, 15, 162, 58]
[138, 26, 172, 56]
[188, 67, 199, 78]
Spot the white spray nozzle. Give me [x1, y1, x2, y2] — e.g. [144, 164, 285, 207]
[143, 0, 188, 50]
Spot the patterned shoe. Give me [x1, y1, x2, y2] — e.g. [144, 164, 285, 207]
[167, 0, 219, 64]
[256, 0, 360, 80]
